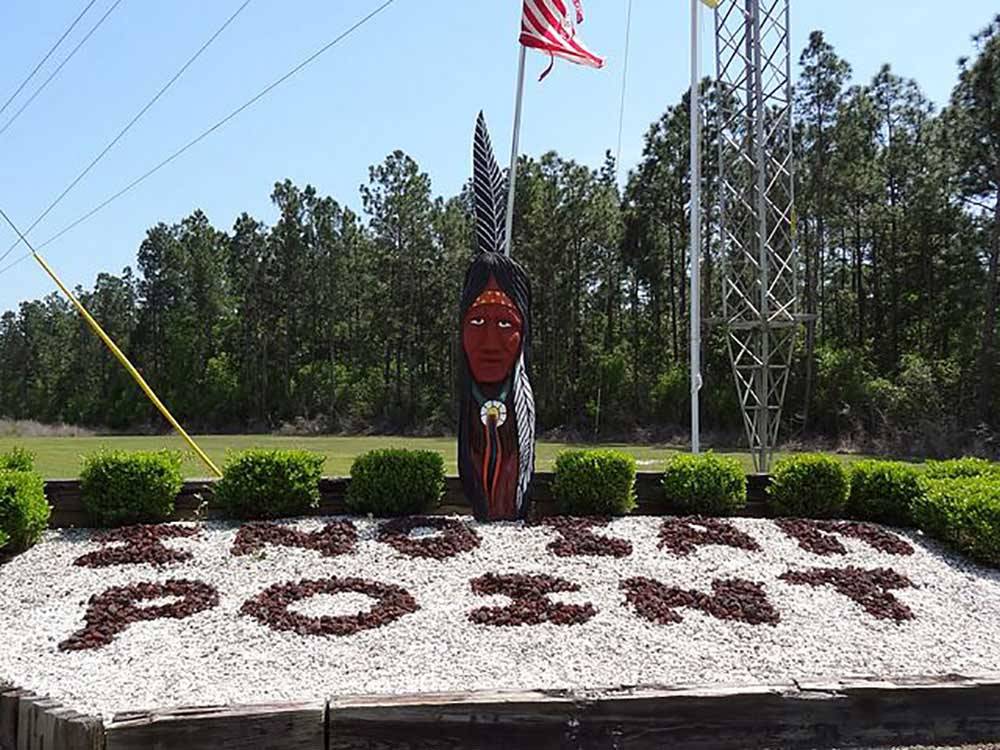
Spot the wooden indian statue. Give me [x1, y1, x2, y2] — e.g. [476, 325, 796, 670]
[458, 113, 535, 521]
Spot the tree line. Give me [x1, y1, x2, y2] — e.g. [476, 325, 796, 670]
[1, 17, 998, 457]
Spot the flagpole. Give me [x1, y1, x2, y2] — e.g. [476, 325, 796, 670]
[690, 0, 702, 453]
[505, 46, 527, 256]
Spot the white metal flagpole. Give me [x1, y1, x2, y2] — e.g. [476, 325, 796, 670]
[689, 0, 703, 453]
[505, 46, 527, 256]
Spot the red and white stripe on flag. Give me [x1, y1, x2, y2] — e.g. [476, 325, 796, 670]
[519, 0, 605, 79]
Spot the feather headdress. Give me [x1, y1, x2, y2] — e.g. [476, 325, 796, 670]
[472, 111, 508, 256]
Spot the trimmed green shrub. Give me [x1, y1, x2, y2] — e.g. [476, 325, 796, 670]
[0, 446, 35, 472]
[551, 449, 637, 516]
[923, 457, 1000, 480]
[847, 460, 923, 526]
[914, 476, 1000, 566]
[346, 448, 445, 516]
[80, 450, 184, 526]
[662, 453, 746, 515]
[912, 478, 956, 540]
[768, 453, 849, 519]
[0, 469, 49, 551]
[215, 449, 325, 519]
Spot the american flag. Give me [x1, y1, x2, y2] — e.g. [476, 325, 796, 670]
[519, 0, 605, 80]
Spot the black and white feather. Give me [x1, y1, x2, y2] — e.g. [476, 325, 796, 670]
[513, 353, 535, 512]
[473, 111, 508, 256]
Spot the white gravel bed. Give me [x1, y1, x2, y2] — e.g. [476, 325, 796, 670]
[1, 516, 999, 721]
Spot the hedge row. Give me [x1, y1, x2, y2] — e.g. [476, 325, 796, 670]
[75, 447, 450, 524]
[4, 443, 999, 569]
[765, 454, 1000, 567]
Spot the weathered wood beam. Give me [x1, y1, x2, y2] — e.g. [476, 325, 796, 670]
[0, 686, 20, 750]
[105, 700, 326, 750]
[9, 672, 999, 748]
[0, 690, 102, 750]
[326, 677, 1000, 750]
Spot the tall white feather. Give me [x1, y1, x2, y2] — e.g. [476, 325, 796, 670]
[512, 353, 535, 511]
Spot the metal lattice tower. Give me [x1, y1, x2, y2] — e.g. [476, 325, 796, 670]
[715, 0, 800, 473]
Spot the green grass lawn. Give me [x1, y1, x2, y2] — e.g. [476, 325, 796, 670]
[0, 433, 879, 479]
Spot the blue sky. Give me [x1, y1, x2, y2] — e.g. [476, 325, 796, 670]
[0, 0, 996, 314]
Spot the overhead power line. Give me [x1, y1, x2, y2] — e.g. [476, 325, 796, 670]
[0, 0, 124, 138]
[0, 0, 397, 278]
[615, 0, 634, 179]
[0, 0, 99, 120]
[0, 0, 253, 266]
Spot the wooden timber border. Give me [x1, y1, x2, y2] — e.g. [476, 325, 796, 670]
[3, 674, 1000, 749]
[43, 472, 772, 528]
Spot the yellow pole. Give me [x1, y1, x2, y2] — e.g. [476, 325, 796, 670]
[0, 207, 220, 476]
[29, 251, 222, 476]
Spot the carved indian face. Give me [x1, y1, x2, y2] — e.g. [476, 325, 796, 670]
[462, 276, 523, 384]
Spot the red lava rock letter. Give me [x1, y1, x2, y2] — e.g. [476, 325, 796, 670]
[537, 517, 633, 558]
[59, 579, 219, 651]
[377, 516, 480, 560]
[241, 577, 419, 637]
[621, 576, 779, 626]
[775, 519, 914, 556]
[231, 520, 357, 558]
[779, 566, 915, 622]
[468, 573, 596, 626]
[73, 524, 200, 568]
[657, 516, 761, 556]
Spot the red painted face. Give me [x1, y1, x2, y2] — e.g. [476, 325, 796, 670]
[463, 277, 523, 384]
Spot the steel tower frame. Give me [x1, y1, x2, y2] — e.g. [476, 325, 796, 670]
[714, 0, 800, 473]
